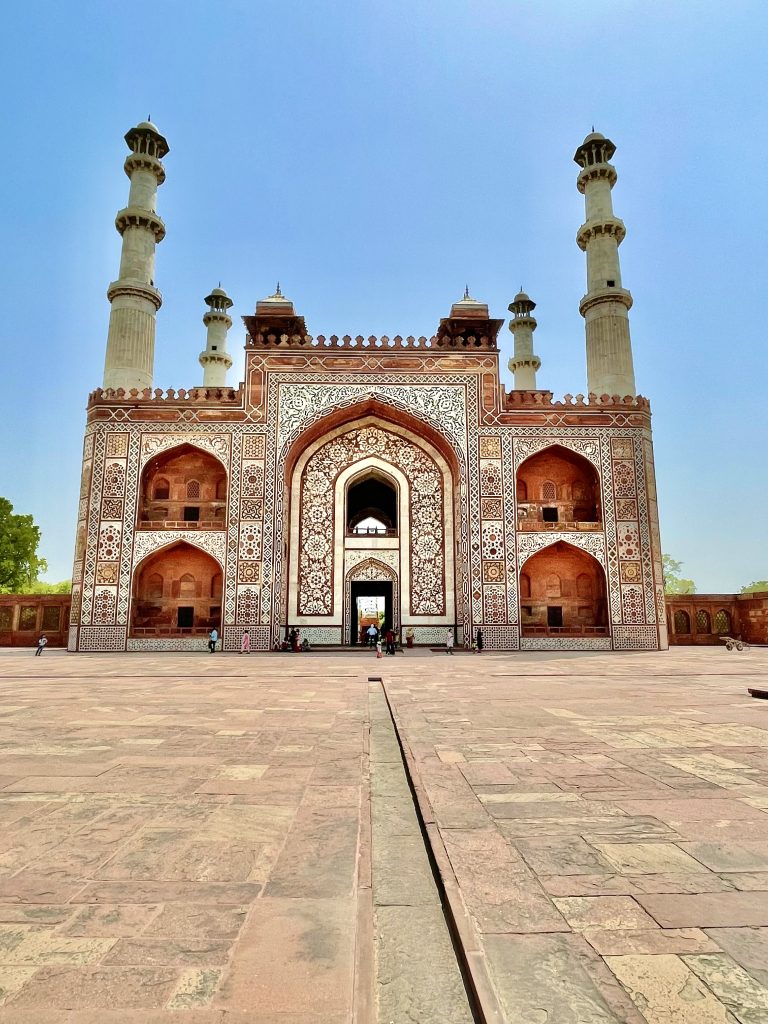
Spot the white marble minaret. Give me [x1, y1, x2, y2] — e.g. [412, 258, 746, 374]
[199, 286, 234, 386]
[574, 131, 636, 397]
[507, 289, 541, 389]
[102, 121, 168, 391]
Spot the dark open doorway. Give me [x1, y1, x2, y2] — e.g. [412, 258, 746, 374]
[547, 606, 563, 628]
[350, 580, 393, 645]
[177, 606, 194, 628]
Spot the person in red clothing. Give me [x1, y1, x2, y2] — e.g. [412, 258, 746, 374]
[385, 627, 395, 656]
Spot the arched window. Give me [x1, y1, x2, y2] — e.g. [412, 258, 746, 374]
[347, 472, 398, 535]
[147, 573, 163, 600]
[154, 478, 170, 500]
[573, 482, 587, 501]
[714, 609, 731, 634]
[542, 481, 557, 502]
[576, 573, 592, 598]
[179, 573, 196, 598]
[215, 478, 227, 500]
[696, 609, 711, 634]
[517, 480, 528, 502]
[545, 573, 561, 597]
[211, 572, 222, 599]
[186, 480, 201, 500]
[520, 572, 531, 599]
[674, 610, 691, 634]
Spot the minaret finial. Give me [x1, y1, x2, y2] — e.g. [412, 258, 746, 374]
[591, 124, 594, 132]
[464, 284, 470, 300]
[276, 281, 282, 297]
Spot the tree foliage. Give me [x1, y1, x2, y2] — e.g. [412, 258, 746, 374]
[741, 580, 768, 594]
[27, 579, 71, 594]
[0, 498, 47, 593]
[662, 554, 696, 595]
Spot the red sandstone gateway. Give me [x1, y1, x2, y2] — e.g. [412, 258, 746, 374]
[66, 122, 670, 653]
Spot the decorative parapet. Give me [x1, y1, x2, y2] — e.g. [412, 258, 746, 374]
[502, 390, 650, 411]
[88, 386, 243, 408]
[246, 332, 498, 351]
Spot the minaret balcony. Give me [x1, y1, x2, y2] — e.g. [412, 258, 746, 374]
[576, 217, 626, 250]
[115, 207, 166, 242]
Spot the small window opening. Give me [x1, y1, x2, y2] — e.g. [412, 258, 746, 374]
[183, 506, 200, 522]
[607, 279, 615, 287]
[542, 507, 559, 522]
[212, 345, 218, 350]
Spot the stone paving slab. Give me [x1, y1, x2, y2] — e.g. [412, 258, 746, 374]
[1, 646, 768, 1021]
[0, 652, 367, 1021]
[382, 646, 768, 1024]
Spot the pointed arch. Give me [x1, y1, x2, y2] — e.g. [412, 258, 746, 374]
[139, 443, 228, 528]
[520, 540, 608, 637]
[517, 444, 601, 528]
[130, 540, 222, 637]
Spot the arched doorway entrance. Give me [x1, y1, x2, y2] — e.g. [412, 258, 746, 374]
[131, 542, 223, 637]
[283, 411, 459, 644]
[344, 557, 399, 645]
[520, 541, 608, 637]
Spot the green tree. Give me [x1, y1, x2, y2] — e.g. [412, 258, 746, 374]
[0, 498, 47, 593]
[741, 580, 768, 594]
[27, 579, 71, 594]
[662, 554, 696, 595]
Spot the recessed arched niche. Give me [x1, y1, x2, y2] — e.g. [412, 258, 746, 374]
[139, 445, 227, 529]
[131, 542, 222, 636]
[517, 445, 601, 529]
[520, 541, 608, 636]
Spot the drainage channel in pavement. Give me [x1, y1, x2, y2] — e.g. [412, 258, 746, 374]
[367, 676, 503, 1024]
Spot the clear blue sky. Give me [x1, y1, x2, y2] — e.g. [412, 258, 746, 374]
[0, 1, 765, 590]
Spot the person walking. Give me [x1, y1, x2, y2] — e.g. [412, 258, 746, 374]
[35, 634, 48, 656]
[476, 628, 484, 653]
[445, 629, 454, 655]
[208, 627, 218, 654]
[241, 630, 250, 654]
[366, 623, 377, 648]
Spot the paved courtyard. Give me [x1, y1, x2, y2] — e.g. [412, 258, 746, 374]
[0, 646, 767, 1021]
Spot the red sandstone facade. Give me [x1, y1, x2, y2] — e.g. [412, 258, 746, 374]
[68, 294, 667, 653]
[0, 595, 71, 648]
[68, 122, 667, 653]
[666, 592, 768, 646]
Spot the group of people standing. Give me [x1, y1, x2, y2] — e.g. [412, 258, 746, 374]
[364, 623, 397, 656]
[204, 625, 484, 655]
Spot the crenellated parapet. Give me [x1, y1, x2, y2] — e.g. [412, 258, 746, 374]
[88, 385, 242, 407]
[246, 331, 500, 351]
[502, 389, 650, 410]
